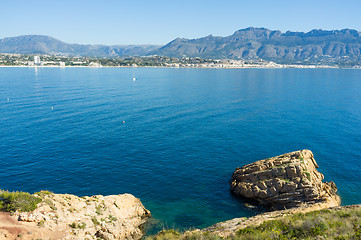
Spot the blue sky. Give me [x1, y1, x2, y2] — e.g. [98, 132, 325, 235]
[1, 0, 360, 45]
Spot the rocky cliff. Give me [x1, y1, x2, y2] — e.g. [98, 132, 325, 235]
[0, 192, 150, 240]
[230, 149, 340, 210]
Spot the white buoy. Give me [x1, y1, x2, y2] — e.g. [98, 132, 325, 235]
[51, 106, 54, 110]
[6, 98, 9, 101]
[132, 77, 136, 81]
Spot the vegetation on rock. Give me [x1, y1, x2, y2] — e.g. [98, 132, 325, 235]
[0, 191, 151, 239]
[146, 206, 361, 240]
[0, 190, 42, 212]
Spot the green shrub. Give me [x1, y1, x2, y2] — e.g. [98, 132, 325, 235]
[108, 214, 117, 222]
[95, 204, 102, 215]
[34, 190, 52, 197]
[353, 225, 361, 238]
[159, 229, 180, 236]
[337, 211, 352, 218]
[43, 198, 57, 211]
[146, 229, 181, 240]
[237, 228, 255, 235]
[91, 217, 100, 226]
[0, 190, 42, 212]
[334, 236, 348, 240]
[310, 221, 328, 236]
[304, 171, 311, 181]
[70, 222, 86, 229]
[68, 207, 76, 213]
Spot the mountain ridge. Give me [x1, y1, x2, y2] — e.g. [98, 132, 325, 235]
[1, 27, 361, 64]
[154, 27, 361, 64]
[0, 34, 160, 57]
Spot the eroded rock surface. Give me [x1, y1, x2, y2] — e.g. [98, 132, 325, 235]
[230, 149, 340, 209]
[0, 193, 150, 240]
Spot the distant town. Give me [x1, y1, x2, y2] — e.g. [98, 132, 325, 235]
[0, 53, 357, 69]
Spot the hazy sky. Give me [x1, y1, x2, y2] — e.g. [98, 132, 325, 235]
[1, 0, 360, 45]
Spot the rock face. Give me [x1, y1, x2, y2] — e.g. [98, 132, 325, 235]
[0, 192, 150, 240]
[230, 149, 340, 209]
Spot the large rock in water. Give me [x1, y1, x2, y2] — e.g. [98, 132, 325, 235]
[230, 150, 340, 209]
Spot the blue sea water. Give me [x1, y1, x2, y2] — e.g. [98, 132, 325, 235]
[1, 67, 361, 231]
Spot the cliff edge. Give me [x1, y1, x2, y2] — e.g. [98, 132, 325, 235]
[0, 192, 150, 240]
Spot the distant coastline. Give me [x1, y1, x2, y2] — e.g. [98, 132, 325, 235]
[0, 63, 347, 69]
[1, 28, 361, 68]
[0, 65, 340, 69]
[1, 53, 360, 69]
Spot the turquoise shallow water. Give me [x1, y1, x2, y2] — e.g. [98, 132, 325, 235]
[0, 67, 361, 231]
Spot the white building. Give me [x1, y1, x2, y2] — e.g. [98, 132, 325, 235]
[89, 62, 102, 67]
[34, 56, 41, 65]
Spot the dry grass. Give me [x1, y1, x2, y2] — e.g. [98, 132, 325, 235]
[146, 206, 361, 240]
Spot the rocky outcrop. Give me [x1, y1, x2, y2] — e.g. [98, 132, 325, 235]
[203, 204, 361, 238]
[0, 192, 150, 240]
[230, 149, 340, 210]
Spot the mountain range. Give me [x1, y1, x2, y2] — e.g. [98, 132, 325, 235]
[1, 27, 361, 64]
[0, 35, 159, 57]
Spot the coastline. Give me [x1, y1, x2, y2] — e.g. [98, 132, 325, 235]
[0, 150, 356, 239]
[0, 65, 346, 69]
[1, 190, 359, 240]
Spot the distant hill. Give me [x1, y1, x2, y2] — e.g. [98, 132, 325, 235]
[1, 28, 361, 64]
[0, 35, 160, 57]
[153, 27, 361, 64]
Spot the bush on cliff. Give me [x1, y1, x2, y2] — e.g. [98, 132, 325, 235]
[233, 208, 361, 239]
[146, 206, 361, 240]
[0, 190, 42, 212]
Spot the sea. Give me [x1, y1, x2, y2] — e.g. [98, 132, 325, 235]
[1, 67, 361, 232]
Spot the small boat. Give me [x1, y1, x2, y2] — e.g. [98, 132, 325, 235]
[132, 72, 136, 81]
